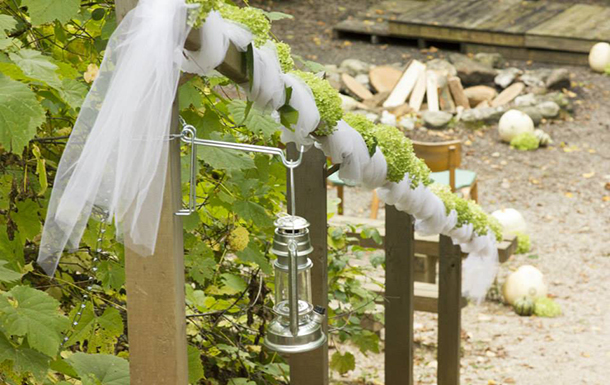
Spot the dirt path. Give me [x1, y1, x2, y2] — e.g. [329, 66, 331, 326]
[250, 0, 610, 383]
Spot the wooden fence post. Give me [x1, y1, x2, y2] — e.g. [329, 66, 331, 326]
[287, 144, 329, 385]
[115, 2, 189, 384]
[384, 206, 414, 385]
[438, 235, 462, 385]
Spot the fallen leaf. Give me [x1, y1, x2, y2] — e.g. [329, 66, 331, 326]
[582, 171, 595, 178]
[605, 182, 610, 191]
[603, 196, 610, 202]
[564, 192, 573, 198]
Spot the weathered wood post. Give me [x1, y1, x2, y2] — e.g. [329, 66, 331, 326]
[438, 235, 462, 385]
[384, 206, 415, 385]
[116, 1, 189, 384]
[287, 144, 329, 385]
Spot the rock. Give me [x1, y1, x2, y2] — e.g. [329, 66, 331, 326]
[426, 59, 457, 77]
[380, 110, 397, 126]
[365, 112, 380, 123]
[422, 110, 453, 129]
[545, 68, 570, 90]
[399, 116, 416, 130]
[355, 73, 370, 88]
[534, 129, 553, 146]
[536, 101, 560, 118]
[340, 59, 371, 76]
[474, 52, 505, 69]
[541, 91, 571, 111]
[369, 65, 402, 93]
[464, 85, 498, 107]
[515, 93, 537, 107]
[340, 94, 359, 111]
[520, 69, 551, 88]
[515, 106, 542, 126]
[461, 106, 505, 124]
[495, 68, 523, 88]
[449, 53, 497, 85]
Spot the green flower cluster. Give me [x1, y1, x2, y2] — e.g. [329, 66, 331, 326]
[510, 132, 539, 151]
[343, 113, 377, 156]
[514, 231, 531, 254]
[533, 297, 561, 318]
[186, 0, 224, 26]
[292, 70, 343, 135]
[275, 42, 295, 73]
[428, 183, 503, 241]
[219, 5, 270, 47]
[371, 124, 430, 186]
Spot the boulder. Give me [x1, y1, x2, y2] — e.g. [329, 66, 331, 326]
[536, 101, 560, 118]
[422, 110, 453, 129]
[399, 116, 416, 131]
[474, 52, 505, 69]
[449, 53, 497, 85]
[545, 68, 570, 90]
[355, 73, 370, 88]
[340, 59, 371, 76]
[520, 69, 551, 88]
[495, 68, 523, 88]
[464, 85, 498, 107]
[461, 106, 505, 124]
[380, 110, 398, 126]
[515, 106, 542, 126]
[426, 59, 457, 77]
[541, 91, 571, 111]
[340, 94, 359, 111]
[514, 93, 537, 107]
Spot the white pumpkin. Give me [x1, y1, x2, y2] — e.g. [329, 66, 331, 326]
[491, 208, 527, 235]
[498, 110, 534, 143]
[589, 42, 610, 73]
[502, 265, 547, 305]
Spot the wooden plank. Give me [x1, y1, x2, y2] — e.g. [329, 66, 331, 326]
[439, 84, 456, 114]
[384, 206, 414, 385]
[383, 60, 425, 108]
[116, 1, 188, 384]
[491, 82, 525, 107]
[342, 73, 374, 100]
[409, 70, 427, 112]
[426, 70, 439, 112]
[287, 144, 329, 385]
[448, 76, 469, 110]
[438, 235, 462, 385]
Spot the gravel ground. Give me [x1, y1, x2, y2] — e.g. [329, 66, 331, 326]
[249, 0, 610, 383]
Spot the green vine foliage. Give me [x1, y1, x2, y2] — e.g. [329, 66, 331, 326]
[0, 2, 383, 384]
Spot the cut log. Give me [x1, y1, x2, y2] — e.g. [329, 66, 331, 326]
[464, 85, 497, 108]
[409, 71, 427, 112]
[491, 82, 525, 107]
[439, 85, 456, 114]
[363, 91, 391, 109]
[426, 70, 440, 112]
[369, 65, 403, 93]
[342, 73, 374, 101]
[383, 60, 426, 108]
[447, 77, 470, 109]
[475, 100, 491, 109]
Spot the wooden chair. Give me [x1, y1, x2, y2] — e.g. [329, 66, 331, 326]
[412, 139, 478, 202]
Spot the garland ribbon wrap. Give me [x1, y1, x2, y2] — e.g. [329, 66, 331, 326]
[39, 1, 499, 302]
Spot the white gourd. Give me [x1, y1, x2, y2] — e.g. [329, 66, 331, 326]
[589, 42, 610, 73]
[498, 110, 534, 143]
[502, 265, 547, 305]
[491, 208, 527, 235]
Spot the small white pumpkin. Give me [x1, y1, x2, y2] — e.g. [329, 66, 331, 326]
[502, 265, 547, 305]
[491, 208, 527, 235]
[588, 42, 610, 73]
[498, 110, 534, 143]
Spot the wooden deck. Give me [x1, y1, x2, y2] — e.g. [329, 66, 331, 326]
[334, 0, 610, 65]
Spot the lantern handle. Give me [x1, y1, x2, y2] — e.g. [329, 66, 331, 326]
[175, 118, 304, 216]
[287, 239, 300, 337]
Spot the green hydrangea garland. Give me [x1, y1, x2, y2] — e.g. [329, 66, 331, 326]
[343, 113, 377, 156]
[186, 0, 224, 26]
[291, 70, 343, 135]
[275, 42, 295, 73]
[219, 5, 271, 47]
[510, 132, 539, 151]
[514, 231, 531, 254]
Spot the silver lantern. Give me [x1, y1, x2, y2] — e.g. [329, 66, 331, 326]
[264, 215, 326, 354]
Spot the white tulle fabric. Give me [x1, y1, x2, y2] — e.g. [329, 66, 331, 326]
[182, 11, 252, 76]
[279, 73, 319, 149]
[248, 43, 286, 110]
[38, 0, 191, 275]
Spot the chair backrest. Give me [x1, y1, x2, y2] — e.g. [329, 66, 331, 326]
[412, 139, 462, 191]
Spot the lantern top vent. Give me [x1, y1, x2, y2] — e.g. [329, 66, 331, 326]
[274, 215, 309, 233]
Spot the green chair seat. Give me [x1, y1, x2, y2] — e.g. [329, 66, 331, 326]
[327, 172, 357, 187]
[429, 169, 476, 190]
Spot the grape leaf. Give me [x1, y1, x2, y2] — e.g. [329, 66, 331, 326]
[229, 379, 256, 385]
[330, 351, 355, 375]
[0, 74, 46, 153]
[221, 273, 247, 292]
[0, 333, 50, 381]
[234, 200, 273, 228]
[22, 0, 80, 26]
[67, 353, 130, 385]
[351, 330, 380, 354]
[97, 259, 125, 291]
[14, 200, 40, 242]
[188, 345, 204, 384]
[228, 100, 281, 139]
[185, 255, 216, 286]
[59, 78, 88, 109]
[198, 146, 256, 171]
[65, 303, 123, 350]
[9, 49, 61, 88]
[0, 260, 23, 283]
[0, 15, 17, 32]
[236, 245, 272, 275]
[0, 285, 69, 357]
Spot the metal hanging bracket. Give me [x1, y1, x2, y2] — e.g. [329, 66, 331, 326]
[175, 117, 305, 216]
